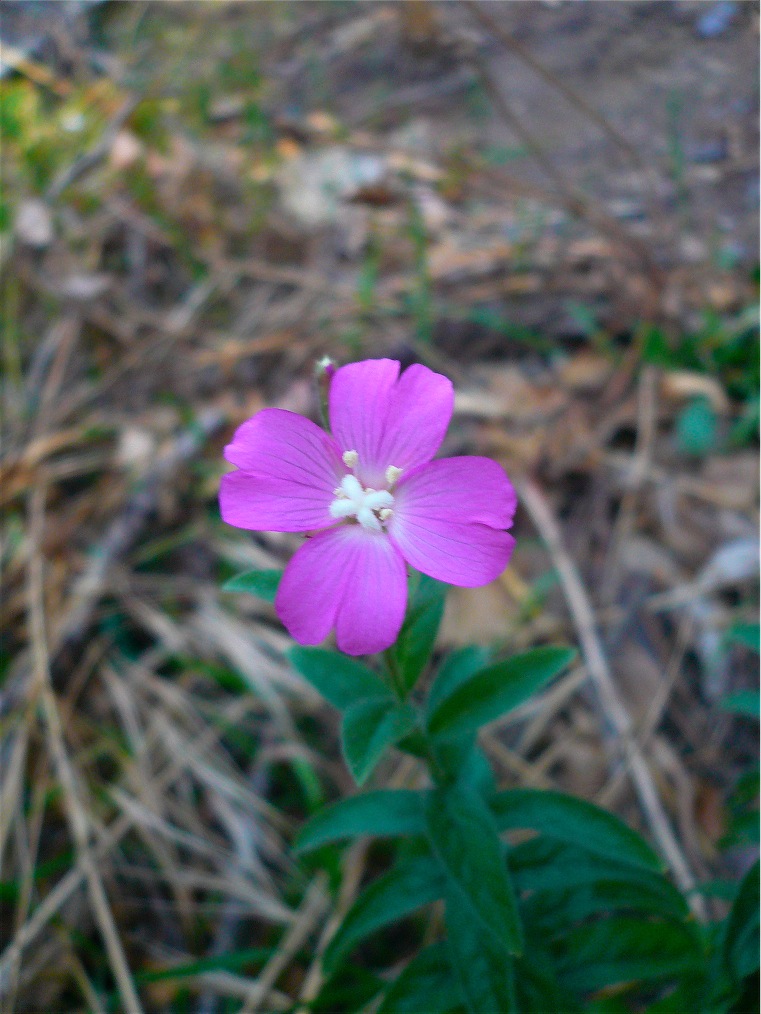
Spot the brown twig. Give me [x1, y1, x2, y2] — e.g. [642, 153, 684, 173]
[517, 477, 706, 918]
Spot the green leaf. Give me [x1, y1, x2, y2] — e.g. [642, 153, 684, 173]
[425, 786, 523, 956]
[514, 947, 577, 1012]
[309, 965, 383, 1014]
[724, 859, 760, 982]
[525, 875, 690, 929]
[323, 856, 445, 975]
[378, 942, 461, 1014]
[676, 396, 718, 457]
[491, 788, 663, 872]
[342, 697, 419, 785]
[427, 647, 576, 741]
[222, 568, 282, 601]
[444, 886, 517, 1013]
[725, 622, 761, 654]
[426, 646, 491, 719]
[294, 791, 426, 854]
[392, 574, 447, 693]
[509, 839, 686, 917]
[554, 916, 704, 994]
[721, 689, 760, 720]
[289, 647, 389, 710]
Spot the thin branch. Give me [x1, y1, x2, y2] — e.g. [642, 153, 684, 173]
[517, 478, 706, 918]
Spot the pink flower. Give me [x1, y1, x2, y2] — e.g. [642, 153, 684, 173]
[220, 359, 517, 655]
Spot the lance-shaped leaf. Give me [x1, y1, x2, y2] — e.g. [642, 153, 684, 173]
[294, 791, 426, 854]
[323, 855, 445, 975]
[554, 916, 704, 994]
[443, 885, 517, 1013]
[289, 646, 389, 710]
[342, 697, 418, 784]
[425, 786, 523, 956]
[378, 942, 460, 1014]
[510, 837, 687, 918]
[491, 788, 663, 872]
[392, 574, 447, 693]
[222, 568, 282, 601]
[426, 646, 490, 719]
[427, 647, 575, 741]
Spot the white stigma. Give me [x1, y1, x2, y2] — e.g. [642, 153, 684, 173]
[330, 473, 394, 532]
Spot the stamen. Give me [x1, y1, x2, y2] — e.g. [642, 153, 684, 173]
[379, 508, 393, 521]
[385, 465, 402, 487]
[342, 449, 359, 469]
[330, 473, 395, 531]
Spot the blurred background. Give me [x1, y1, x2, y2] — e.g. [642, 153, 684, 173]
[1, 2, 758, 1010]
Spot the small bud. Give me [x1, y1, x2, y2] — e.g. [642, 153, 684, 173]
[315, 356, 336, 382]
[314, 357, 336, 430]
[342, 449, 359, 469]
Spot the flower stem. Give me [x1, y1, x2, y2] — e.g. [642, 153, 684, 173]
[383, 649, 406, 702]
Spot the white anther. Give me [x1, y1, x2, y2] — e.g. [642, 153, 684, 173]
[379, 508, 393, 521]
[385, 465, 403, 487]
[342, 449, 359, 469]
[333, 487, 347, 498]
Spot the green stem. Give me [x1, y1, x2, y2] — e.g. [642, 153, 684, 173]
[383, 649, 406, 702]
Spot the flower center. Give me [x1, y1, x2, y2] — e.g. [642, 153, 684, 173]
[329, 451, 400, 532]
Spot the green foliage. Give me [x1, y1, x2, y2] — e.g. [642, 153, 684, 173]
[425, 645, 491, 717]
[676, 396, 719, 456]
[341, 697, 418, 785]
[724, 860, 760, 982]
[425, 787, 523, 956]
[377, 943, 461, 1014]
[389, 573, 447, 694]
[322, 855, 444, 975]
[278, 573, 756, 1011]
[491, 788, 664, 871]
[553, 916, 704, 995]
[222, 567, 282, 600]
[725, 622, 761, 654]
[289, 647, 389, 709]
[426, 646, 576, 741]
[721, 689, 760, 720]
[443, 885, 517, 1013]
[294, 790, 425, 854]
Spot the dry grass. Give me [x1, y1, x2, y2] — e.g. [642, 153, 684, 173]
[0, 2, 757, 1010]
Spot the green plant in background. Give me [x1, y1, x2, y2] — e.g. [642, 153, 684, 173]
[223, 575, 758, 1009]
[225, 569, 759, 1012]
[217, 357, 757, 1011]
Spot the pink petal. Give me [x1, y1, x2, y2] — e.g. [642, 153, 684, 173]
[329, 359, 400, 487]
[378, 364, 454, 475]
[329, 360, 454, 487]
[393, 457, 517, 528]
[388, 456, 517, 586]
[275, 529, 352, 646]
[334, 529, 407, 656]
[275, 527, 407, 655]
[220, 471, 337, 532]
[224, 408, 343, 486]
[220, 409, 344, 533]
[390, 518, 515, 587]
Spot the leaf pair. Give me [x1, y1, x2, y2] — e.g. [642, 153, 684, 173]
[290, 648, 417, 784]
